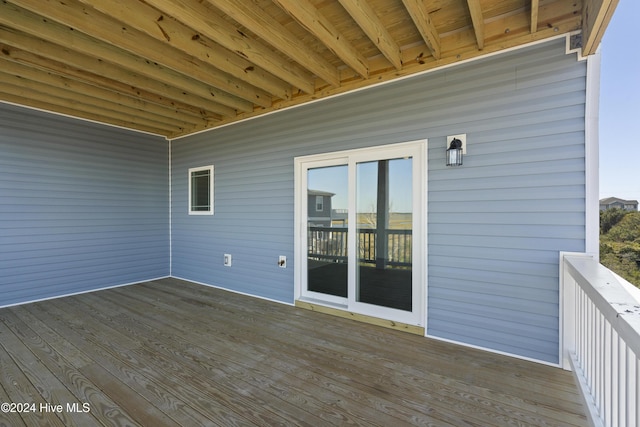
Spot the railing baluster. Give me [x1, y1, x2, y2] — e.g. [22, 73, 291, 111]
[626, 347, 633, 427]
[619, 339, 626, 427]
[599, 312, 604, 414]
[562, 254, 640, 427]
[613, 331, 619, 427]
[589, 299, 595, 392]
[605, 321, 611, 426]
[308, 226, 412, 267]
[634, 354, 640, 425]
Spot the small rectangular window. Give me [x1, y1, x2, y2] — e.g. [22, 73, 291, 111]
[315, 195, 324, 212]
[189, 166, 214, 215]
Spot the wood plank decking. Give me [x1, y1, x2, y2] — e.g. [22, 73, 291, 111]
[0, 278, 587, 426]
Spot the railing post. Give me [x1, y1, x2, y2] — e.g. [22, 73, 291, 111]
[561, 252, 593, 370]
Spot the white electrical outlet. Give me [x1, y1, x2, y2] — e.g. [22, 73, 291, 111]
[223, 254, 232, 267]
[278, 255, 286, 268]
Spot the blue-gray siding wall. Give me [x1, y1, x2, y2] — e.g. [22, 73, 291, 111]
[172, 38, 586, 364]
[0, 104, 169, 306]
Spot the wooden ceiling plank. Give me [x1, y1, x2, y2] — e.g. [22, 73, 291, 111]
[210, 0, 340, 87]
[77, 0, 289, 103]
[582, 0, 619, 55]
[0, 78, 183, 134]
[0, 57, 210, 127]
[143, 0, 316, 94]
[9, 0, 257, 112]
[0, 40, 230, 123]
[482, 1, 581, 45]
[531, 0, 539, 33]
[0, 73, 185, 132]
[337, 0, 402, 70]
[466, 0, 485, 50]
[0, 90, 174, 137]
[0, 0, 619, 139]
[0, 39, 224, 122]
[401, 0, 442, 60]
[272, 0, 369, 78]
[0, 4, 236, 118]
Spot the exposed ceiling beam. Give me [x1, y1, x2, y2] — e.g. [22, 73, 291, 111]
[209, 0, 340, 87]
[78, 0, 291, 102]
[0, 41, 222, 124]
[401, 0, 441, 60]
[531, 0, 539, 33]
[144, 0, 316, 94]
[0, 6, 234, 118]
[582, 0, 619, 55]
[466, 0, 485, 50]
[0, 88, 172, 136]
[0, 57, 213, 128]
[0, 0, 616, 139]
[338, 0, 402, 70]
[272, 0, 370, 78]
[1, 77, 184, 135]
[9, 0, 257, 112]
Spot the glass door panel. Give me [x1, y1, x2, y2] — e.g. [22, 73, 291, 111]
[306, 165, 348, 298]
[297, 140, 425, 327]
[356, 158, 412, 311]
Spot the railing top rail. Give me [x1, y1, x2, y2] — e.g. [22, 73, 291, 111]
[308, 226, 411, 234]
[564, 255, 640, 356]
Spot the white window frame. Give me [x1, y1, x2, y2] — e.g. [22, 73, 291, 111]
[315, 195, 324, 212]
[188, 165, 214, 215]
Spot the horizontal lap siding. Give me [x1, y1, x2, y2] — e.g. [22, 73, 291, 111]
[0, 104, 169, 306]
[427, 42, 586, 363]
[171, 38, 585, 363]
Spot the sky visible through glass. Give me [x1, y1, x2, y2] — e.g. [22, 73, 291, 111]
[307, 157, 413, 213]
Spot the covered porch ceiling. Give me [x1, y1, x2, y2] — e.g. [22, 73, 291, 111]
[0, 0, 618, 139]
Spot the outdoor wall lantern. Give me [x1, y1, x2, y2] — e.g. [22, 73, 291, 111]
[446, 134, 466, 167]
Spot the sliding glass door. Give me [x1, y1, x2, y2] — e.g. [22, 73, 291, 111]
[306, 163, 348, 302]
[296, 141, 426, 326]
[355, 158, 413, 311]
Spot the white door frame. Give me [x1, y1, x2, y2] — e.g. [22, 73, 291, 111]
[294, 140, 427, 327]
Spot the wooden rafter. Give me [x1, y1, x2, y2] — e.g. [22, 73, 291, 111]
[402, 0, 441, 60]
[144, 0, 316, 94]
[209, 0, 340, 87]
[7, 76, 187, 131]
[582, 0, 619, 55]
[0, 0, 615, 138]
[78, 0, 291, 102]
[466, 0, 485, 50]
[0, 57, 215, 128]
[272, 0, 370, 78]
[338, 0, 402, 70]
[530, 0, 540, 33]
[0, 38, 225, 122]
[10, 0, 256, 112]
[0, 5, 234, 118]
[1, 78, 184, 134]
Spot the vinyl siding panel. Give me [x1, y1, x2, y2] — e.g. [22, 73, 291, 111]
[172, 38, 586, 363]
[0, 103, 169, 306]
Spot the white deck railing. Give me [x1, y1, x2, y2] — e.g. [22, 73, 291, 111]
[562, 253, 640, 427]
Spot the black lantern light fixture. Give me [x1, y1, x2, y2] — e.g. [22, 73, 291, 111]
[446, 137, 464, 167]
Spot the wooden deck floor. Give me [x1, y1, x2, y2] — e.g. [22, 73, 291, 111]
[0, 278, 587, 426]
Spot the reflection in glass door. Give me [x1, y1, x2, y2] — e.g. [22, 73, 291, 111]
[356, 158, 412, 311]
[296, 140, 425, 327]
[307, 165, 348, 299]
